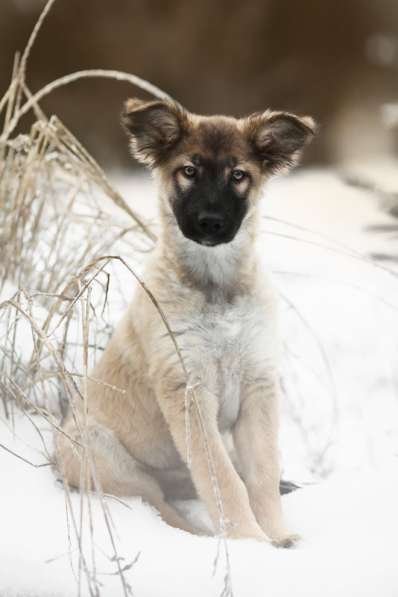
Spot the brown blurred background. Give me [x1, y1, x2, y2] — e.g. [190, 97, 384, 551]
[1, 0, 398, 168]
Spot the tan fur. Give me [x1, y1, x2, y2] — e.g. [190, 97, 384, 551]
[56, 101, 315, 546]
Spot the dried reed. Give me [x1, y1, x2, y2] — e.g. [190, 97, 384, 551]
[0, 2, 234, 595]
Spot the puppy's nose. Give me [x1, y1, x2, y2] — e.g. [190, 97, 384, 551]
[197, 212, 225, 235]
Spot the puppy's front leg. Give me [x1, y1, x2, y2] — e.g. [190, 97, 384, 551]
[156, 376, 268, 541]
[233, 377, 299, 547]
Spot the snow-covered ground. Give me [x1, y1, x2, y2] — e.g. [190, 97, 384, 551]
[1, 414, 398, 597]
[1, 168, 398, 596]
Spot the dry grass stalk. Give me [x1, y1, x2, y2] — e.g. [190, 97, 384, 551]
[0, 2, 235, 595]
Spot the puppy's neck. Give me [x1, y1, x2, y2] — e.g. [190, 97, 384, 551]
[156, 198, 260, 301]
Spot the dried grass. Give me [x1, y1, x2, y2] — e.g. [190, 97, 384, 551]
[0, 2, 235, 595]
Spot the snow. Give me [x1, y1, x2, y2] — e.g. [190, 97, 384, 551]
[1, 168, 398, 596]
[1, 415, 398, 597]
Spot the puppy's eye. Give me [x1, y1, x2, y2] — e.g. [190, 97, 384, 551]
[231, 169, 246, 182]
[182, 165, 197, 178]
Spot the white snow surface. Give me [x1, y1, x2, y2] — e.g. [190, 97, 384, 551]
[1, 416, 398, 597]
[1, 168, 398, 596]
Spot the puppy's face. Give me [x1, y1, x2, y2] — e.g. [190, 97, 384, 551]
[122, 99, 315, 247]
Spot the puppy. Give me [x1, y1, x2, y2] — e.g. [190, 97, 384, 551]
[56, 99, 315, 546]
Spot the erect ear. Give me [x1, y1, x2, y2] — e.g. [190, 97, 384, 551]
[245, 110, 316, 174]
[121, 98, 187, 167]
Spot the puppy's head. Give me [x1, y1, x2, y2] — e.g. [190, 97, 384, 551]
[122, 99, 315, 247]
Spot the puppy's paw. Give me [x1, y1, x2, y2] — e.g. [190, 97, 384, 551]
[271, 532, 301, 549]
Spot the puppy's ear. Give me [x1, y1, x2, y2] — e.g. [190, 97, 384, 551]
[245, 110, 316, 174]
[121, 98, 187, 167]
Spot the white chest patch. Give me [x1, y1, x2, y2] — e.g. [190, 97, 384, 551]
[175, 295, 278, 432]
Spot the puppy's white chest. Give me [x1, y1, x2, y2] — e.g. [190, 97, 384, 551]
[181, 300, 269, 431]
[203, 311, 243, 430]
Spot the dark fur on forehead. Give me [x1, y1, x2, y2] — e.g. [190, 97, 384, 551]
[196, 118, 242, 156]
[181, 117, 250, 163]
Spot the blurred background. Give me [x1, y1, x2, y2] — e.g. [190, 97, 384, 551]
[2, 0, 398, 168]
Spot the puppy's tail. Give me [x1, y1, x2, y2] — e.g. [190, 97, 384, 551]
[280, 479, 301, 495]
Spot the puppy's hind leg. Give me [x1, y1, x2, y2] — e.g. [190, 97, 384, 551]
[55, 419, 201, 535]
